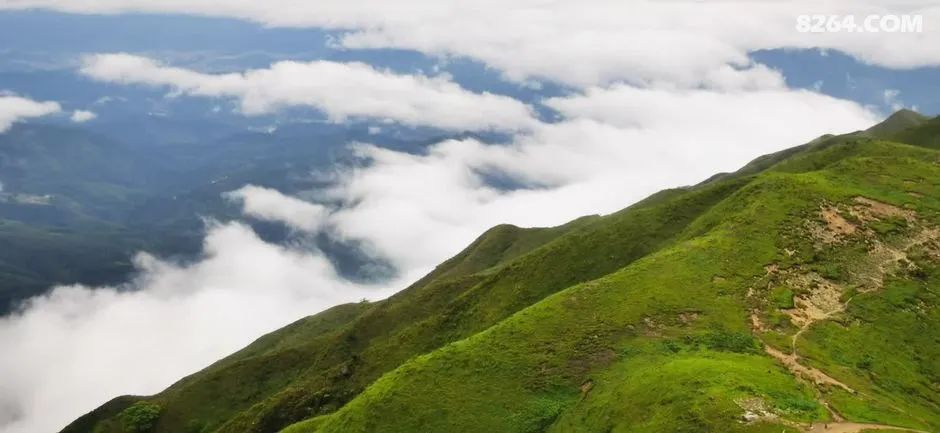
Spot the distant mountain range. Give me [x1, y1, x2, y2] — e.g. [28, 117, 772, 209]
[62, 110, 940, 433]
[0, 117, 467, 313]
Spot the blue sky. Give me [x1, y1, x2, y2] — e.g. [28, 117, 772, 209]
[0, 11, 572, 131]
[1, 10, 936, 128]
[754, 48, 940, 114]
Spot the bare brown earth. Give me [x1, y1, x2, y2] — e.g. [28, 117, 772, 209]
[811, 205, 858, 243]
[747, 198, 940, 433]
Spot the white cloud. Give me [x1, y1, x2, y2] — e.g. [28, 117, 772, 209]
[884, 89, 901, 110]
[322, 86, 878, 272]
[69, 110, 97, 123]
[224, 185, 329, 232]
[0, 95, 60, 133]
[92, 95, 126, 105]
[0, 222, 395, 433]
[882, 88, 916, 112]
[79, 53, 536, 131]
[2, 1, 939, 88]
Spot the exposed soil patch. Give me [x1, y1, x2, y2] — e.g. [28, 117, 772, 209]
[749, 312, 765, 332]
[859, 225, 940, 290]
[579, 379, 594, 399]
[677, 311, 699, 325]
[801, 197, 937, 295]
[782, 273, 844, 329]
[810, 197, 921, 246]
[860, 243, 909, 291]
[812, 206, 858, 243]
[823, 207, 858, 234]
[913, 227, 940, 260]
[769, 198, 936, 355]
[640, 316, 661, 337]
[851, 197, 915, 223]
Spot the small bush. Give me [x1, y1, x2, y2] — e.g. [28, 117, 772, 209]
[869, 217, 908, 236]
[812, 262, 845, 281]
[661, 340, 682, 353]
[776, 395, 819, 415]
[119, 402, 162, 433]
[702, 331, 760, 354]
[770, 286, 795, 309]
[857, 353, 875, 371]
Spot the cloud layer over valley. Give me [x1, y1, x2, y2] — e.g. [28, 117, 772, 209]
[0, 75, 879, 433]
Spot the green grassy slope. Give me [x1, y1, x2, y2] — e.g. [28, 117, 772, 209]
[297, 137, 940, 433]
[209, 174, 751, 433]
[59, 211, 602, 433]
[63, 112, 940, 433]
[887, 116, 940, 150]
[864, 109, 929, 138]
[63, 164, 749, 433]
[232, 178, 741, 433]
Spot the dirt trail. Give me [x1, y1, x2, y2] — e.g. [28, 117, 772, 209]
[763, 345, 853, 392]
[806, 422, 927, 433]
[753, 315, 854, 393]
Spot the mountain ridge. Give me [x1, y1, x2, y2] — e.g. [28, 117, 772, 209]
[62, 111, 940, 433]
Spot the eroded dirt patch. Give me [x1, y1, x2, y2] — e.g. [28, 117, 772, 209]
[782, 273, 845, 329]
[851, 197, 915, 222]
[812, 205, 858, 243]
[769, 198, 937, 349]
[748, 197, 939, 432]
[809, 197, 923, 246]
[677, 311, 699, 325]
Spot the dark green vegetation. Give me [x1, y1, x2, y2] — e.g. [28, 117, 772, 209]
[119, 402, 163, 433]
[64, 111, 940, 433]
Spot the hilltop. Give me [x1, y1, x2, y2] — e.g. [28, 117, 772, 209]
[64, 111, 940, 433]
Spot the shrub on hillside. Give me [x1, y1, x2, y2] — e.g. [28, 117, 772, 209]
[119, 402, 162, 433]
